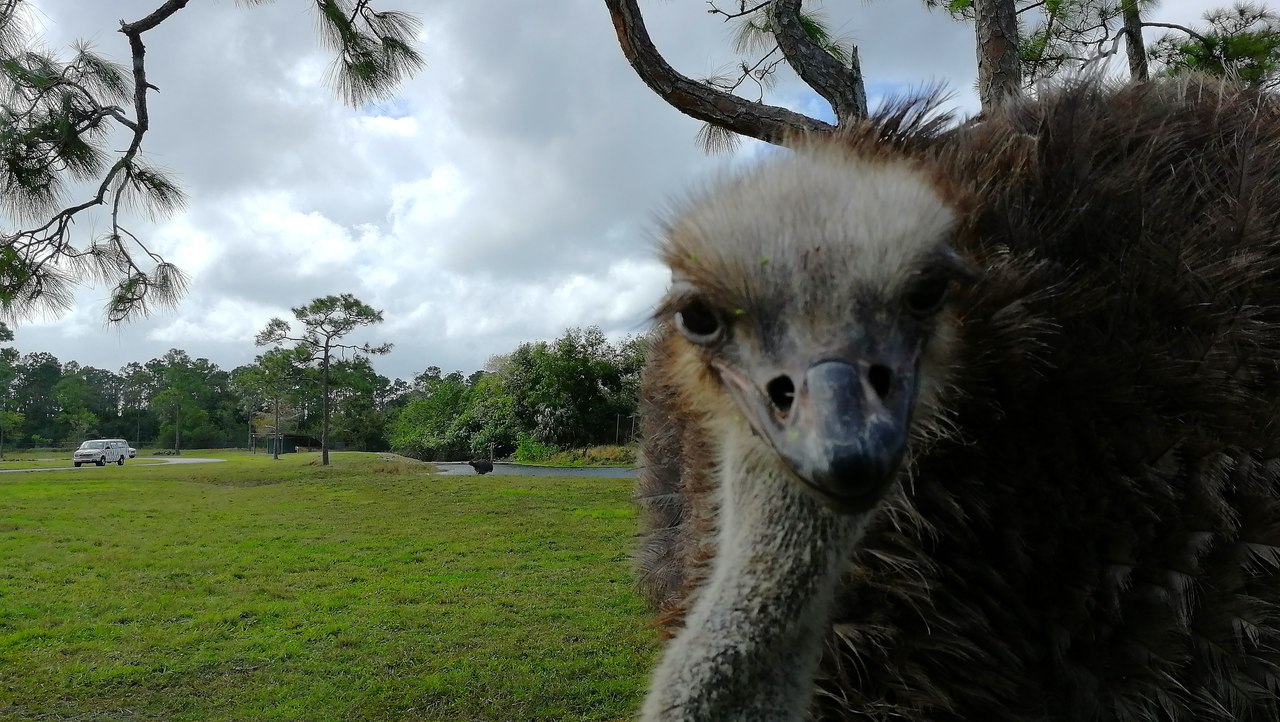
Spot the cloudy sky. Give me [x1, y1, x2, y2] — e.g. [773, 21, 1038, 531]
[12, 0, 1227, 380]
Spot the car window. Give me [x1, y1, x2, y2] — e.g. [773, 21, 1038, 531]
[83, 441, 104, 449]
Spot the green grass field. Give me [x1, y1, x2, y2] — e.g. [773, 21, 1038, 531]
[0, 451, 658, 721]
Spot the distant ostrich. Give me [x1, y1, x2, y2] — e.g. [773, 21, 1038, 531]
[636, 77, 1280, 721]
[468, 459, 494, 475]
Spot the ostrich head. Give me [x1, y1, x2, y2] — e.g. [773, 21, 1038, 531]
[642, 143, 974, 721]
[660, 147, 970, 509]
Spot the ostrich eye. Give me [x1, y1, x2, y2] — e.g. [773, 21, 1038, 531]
[904, 273, 952, 317]
[675, 299, 723, 344]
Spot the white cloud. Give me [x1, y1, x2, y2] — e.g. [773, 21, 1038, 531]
[148, 298, 277, 345]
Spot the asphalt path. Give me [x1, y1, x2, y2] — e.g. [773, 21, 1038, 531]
[0, 457, 227, 474]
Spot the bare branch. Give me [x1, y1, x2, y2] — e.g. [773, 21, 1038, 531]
[119, 0, 191, 35]
[703, 45, 784, 101]
[706, 1, 773, 22]
[1080, 28, 1125, 74]
[1142, 21, 1213, 46]
[119, 2, 193, 151]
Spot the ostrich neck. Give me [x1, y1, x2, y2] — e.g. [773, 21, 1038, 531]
[640, 445, 872, 721]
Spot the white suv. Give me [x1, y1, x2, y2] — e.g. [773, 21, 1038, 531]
[73, 439, 129, 467]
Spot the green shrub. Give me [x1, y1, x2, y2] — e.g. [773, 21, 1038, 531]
[513, 435, 559, 462]
[546, 445, 636, 467]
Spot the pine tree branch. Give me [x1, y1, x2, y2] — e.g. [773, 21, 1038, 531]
[0, 0, 19, 23]
[3, 0, 420, 322]
[603, 0, 833, 147]
[345, 0, 370, 26]
[2, 0, 193, 321]
[769, 0, 867, 123]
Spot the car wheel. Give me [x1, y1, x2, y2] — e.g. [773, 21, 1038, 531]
[117, 456, 125, 466]
[96, 457, 105, 467]
[74, 462, 81, 468]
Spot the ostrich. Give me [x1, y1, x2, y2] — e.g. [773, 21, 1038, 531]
[636, 77, 1280, 721]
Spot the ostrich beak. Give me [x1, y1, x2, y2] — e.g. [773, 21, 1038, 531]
[715, 351, 918, 513]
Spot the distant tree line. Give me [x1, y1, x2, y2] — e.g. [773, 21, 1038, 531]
[0, 341, 254, 453]
[389, 326, 647, 462]
[0, 319, 645, 462]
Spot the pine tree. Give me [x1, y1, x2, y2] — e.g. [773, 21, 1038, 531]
[256, 293, 392, 466]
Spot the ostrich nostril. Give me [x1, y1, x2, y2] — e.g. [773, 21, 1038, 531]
[867, 364, 894, 402]
[766, 375, 796, 414]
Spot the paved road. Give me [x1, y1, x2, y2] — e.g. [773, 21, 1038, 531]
[434, 461, 637, 478]
[0, 457, 227, 474]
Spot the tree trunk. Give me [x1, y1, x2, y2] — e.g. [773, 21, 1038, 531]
[321, 351, 330, 466]
[1122, 0, 1149, 81]
[174, 407, 181, 453]
[273, 397, 281, 461]
[974, 0, 1022, 110]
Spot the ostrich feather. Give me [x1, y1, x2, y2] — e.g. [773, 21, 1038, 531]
[637, 77, 1280, 721]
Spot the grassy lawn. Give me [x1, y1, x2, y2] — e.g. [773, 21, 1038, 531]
[0, 451, 657, 721]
